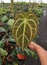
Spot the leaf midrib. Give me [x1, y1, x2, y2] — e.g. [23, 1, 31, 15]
[22, 18, 27, 50]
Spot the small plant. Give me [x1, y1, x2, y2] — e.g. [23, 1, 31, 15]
[12, 11, 38, 51]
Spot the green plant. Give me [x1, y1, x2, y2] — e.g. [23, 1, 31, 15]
[12, 12, 38, 51]
[7, 19, 14, 28]
[2, 15, 8, 23]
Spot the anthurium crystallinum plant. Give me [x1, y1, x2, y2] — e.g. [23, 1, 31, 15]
[11, 0, 38, 51]
[12, 11, 38, 51]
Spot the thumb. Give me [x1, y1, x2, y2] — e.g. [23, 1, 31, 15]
[29, 41, 37, 51]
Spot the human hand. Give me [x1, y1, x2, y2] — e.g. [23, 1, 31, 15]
[29, 41, 38, 51]
[29, 41, 47, 65]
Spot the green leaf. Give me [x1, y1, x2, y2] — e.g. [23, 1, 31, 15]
[8, 36, 15, 43]
[0, 27, 6, 32]
[25, 48, 37, 59]
[13, 62, 18, 65]
[0, 41, 4, 48]
[0, 48, 8, 56]
[0, 37, 6, 48]
[2, 23, 11, 31]
[7, 19, 14, 28]
[2, 15, 8, 23]
[12, 12, 38, 51]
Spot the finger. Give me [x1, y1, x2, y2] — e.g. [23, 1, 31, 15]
[29, 42, 34, 50]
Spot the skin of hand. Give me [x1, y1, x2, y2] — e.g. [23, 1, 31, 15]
[29, 41, 47, 65]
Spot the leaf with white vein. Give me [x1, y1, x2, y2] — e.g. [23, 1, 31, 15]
[12, 12, 38, 51]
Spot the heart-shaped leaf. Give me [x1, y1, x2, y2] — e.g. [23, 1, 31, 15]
[12, 12, 38, 51]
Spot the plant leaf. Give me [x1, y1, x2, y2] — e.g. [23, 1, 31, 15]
[0, 48, 8, 56]
[12, 12, 38, 51]
[7, 19, 14, 28]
